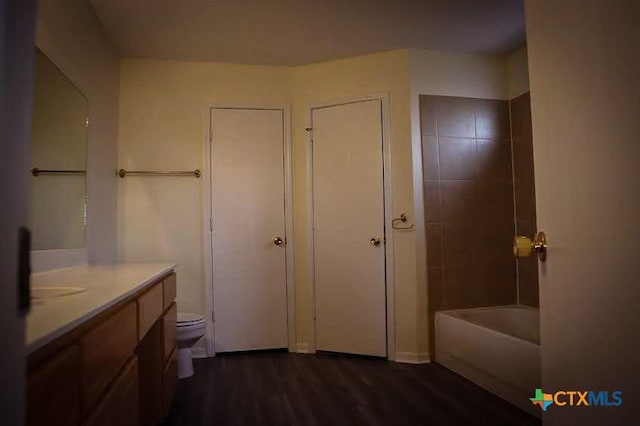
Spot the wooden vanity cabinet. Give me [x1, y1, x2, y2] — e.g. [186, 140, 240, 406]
[27, 272, 178, 426]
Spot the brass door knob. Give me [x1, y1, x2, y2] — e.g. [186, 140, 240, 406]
[513, 231, 547, 262]
[370, 236, 382, 246]
[273, 236, 284, 246]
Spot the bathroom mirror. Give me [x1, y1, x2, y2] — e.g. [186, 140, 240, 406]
[28, 48, 88, 250]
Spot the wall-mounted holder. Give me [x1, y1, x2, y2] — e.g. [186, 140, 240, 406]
[392, 212, 414, 230]
[513, 231, 547, 262]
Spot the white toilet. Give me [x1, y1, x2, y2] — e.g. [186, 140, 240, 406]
[176, 312, 206, 379]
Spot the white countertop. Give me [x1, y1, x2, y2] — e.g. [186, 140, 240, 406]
[27, 263, 176, 354]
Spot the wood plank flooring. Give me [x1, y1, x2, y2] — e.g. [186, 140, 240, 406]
[161, 351, 540, 426]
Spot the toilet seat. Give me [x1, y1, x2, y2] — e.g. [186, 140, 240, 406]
[177, 312, 205, 328]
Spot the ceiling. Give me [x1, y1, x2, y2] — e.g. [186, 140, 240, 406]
[91, 0, 525, 66]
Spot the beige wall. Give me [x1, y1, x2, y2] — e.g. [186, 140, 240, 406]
[507, 46, 530, 99]
[409, 49, 508, 100]
[35, 0, 120, 263]
[118, 48, 511, 359]
[526, 0, 639, 423]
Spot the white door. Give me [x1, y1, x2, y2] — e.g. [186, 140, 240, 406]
[312, 100, 387, 357]
[210, 108, 288, 353]
[527, 1, 639, 425]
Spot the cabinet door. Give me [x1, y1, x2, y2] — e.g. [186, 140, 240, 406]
[27, 344, 81, 426]
[83, 356, 138, 426]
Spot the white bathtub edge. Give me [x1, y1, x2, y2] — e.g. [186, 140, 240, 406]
[436, 311, 540, 349]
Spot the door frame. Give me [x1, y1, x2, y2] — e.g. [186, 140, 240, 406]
[306, 93, 395, 360]
[202, 105, 295, 356]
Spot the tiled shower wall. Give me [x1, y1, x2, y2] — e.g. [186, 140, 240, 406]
[420, 94, 538, 355]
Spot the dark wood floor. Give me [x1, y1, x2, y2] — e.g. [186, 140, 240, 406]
[161, 351, 540, 426]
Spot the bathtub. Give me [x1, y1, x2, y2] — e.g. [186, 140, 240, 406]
[435, 305, 540, 417]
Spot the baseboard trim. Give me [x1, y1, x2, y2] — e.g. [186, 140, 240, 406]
[296, 342, 310, 354]
[395, 351, 431, 364]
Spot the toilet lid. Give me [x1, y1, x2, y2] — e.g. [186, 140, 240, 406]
[177, 312, 205, 327]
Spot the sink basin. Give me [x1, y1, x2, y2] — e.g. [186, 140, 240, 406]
[31, 286, 86, 300]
